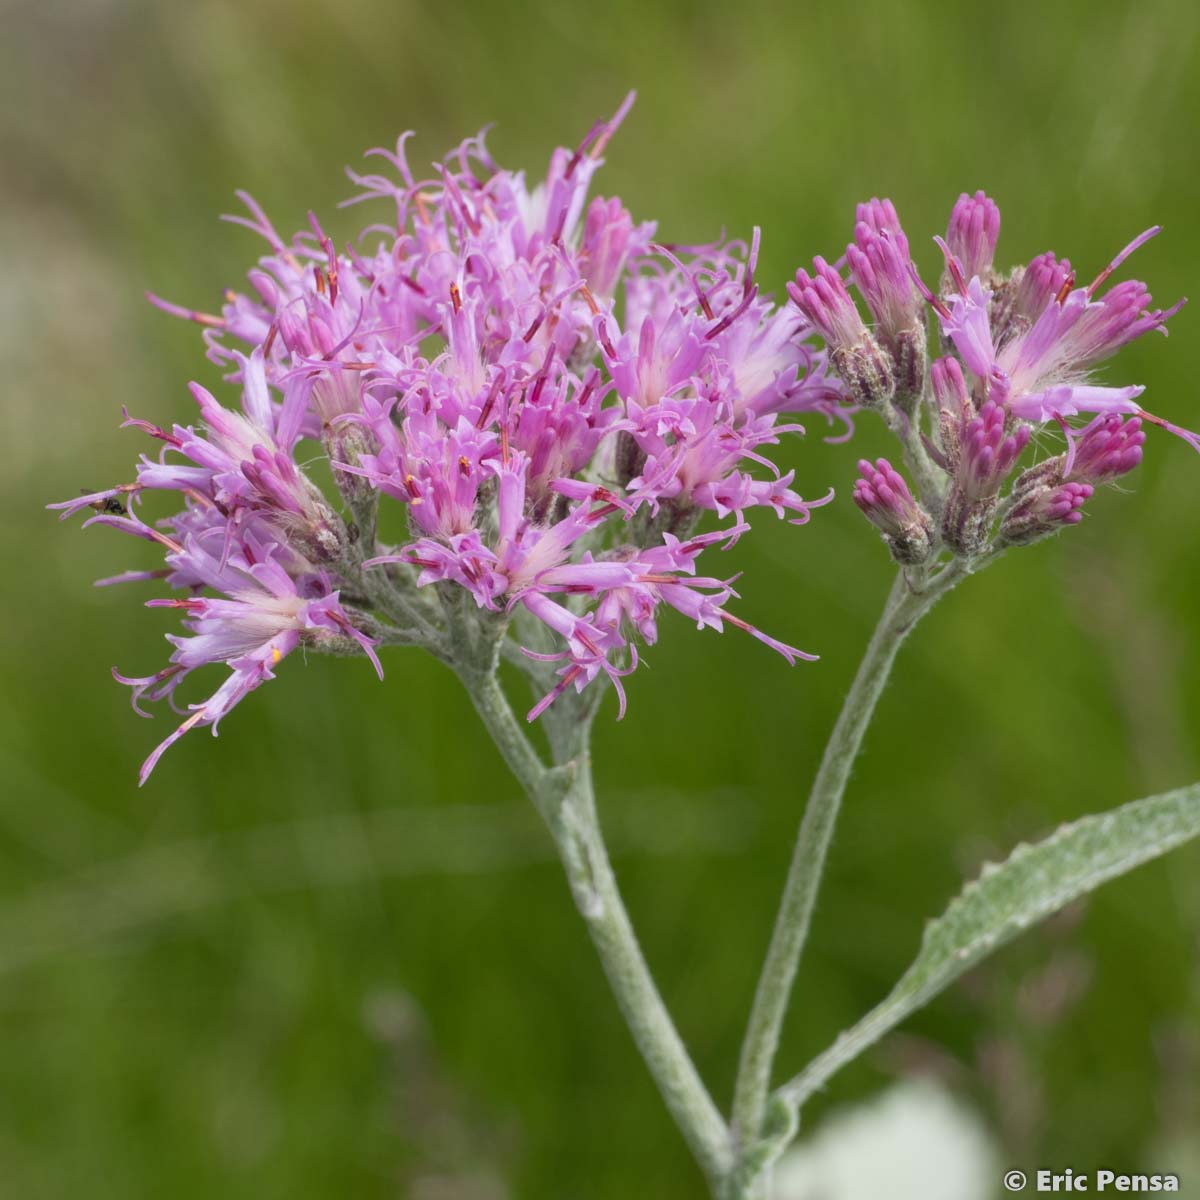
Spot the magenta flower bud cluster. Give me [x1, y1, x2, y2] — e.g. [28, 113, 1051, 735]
[939, 398, 1033, 554]
[789, 255, 895, 410]
[52, 98, 852, 781]
[1068, 413, 1146, 483]
[1001, 480, 1094, 545]
[791, 196, 930, 412]
[814, 187, 1194, 560]
[852, 458, 933, 565]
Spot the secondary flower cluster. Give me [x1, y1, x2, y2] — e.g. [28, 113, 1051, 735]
[54, 97, 847, 781]
[792, 190, 1193, 561]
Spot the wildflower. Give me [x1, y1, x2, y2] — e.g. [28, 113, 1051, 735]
[846, 221, 925, 403]
[114, 533, 380, 785]
[930, 226, 1191, 447]
[56, 97, 841, 777]
[852, 459, 933, 565]
[1066, 413, 1146, 483]
[945, 191, 1001, 283]
[940, 399, 1032, 555]
[1000, 481, 1093, 545]
[810, 188, 1194, 561]
[795, 198, 929, 410]
[789, 256, 895, 408]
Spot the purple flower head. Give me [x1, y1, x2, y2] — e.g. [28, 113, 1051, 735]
[1065, 413, 1145, 484]
[931, 354, 972, 418]
[846, 220, 926, 403]
[1000, 480, 1094, 546]
[790, 256, 894, 408]
[1013, 251, 1074, 325]
[1002, 411, 1145, 542]
[846, 223, 922, 342]
[603, 299, 708, 411]
[855, 197, 909, 256]
[806, 198, 929, 407]
[852, 458, 933, 565]
[582, 196, 643, 300]
[957, 400, 1032, 501]
[946, 191, 1001, 282]
[116, 536, 380, 784]
[788, 256, 867, 349]
[932, 224, 1191, 450]
[55, 97, 846, 778]
[940, 399, 1032, 555]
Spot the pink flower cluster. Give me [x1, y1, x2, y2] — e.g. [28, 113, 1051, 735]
[796, 189, 1193, 558]
[53, 96, 846, 779]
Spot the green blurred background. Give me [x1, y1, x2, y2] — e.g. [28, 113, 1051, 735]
[3, 1, 1199, 1195]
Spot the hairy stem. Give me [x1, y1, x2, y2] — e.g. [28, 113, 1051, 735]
[462, 669, 734, 1185]
[731, 559, 969, 1156]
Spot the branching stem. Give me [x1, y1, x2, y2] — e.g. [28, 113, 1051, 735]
[461, 669, 734, 1186]
[730, 557, 971, 1165]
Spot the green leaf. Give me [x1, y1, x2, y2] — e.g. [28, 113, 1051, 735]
[776, 781, 1200, 1117]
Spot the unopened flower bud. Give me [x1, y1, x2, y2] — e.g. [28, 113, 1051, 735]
[1000, 481, 1093, 545]
[941, 400, 1031, 556]
[1068, 414, 1145, 484]
[946, 191, 1001, 282]
[1014, 251, 1074, 323]
[990, 251, 1076, 350]
[846, 222, 921, 342]
[959, 402, 1031, 498]
[1002, 414, 1145, 543]
[931, 355, 971, 416]
[845, 216, 925, 411]
[853, 458, 933, 565]
[789, 258, 897, 409]
[789, 257, 868, 348]
[931, 355, 973, 460]
[855, 197, 908, 250]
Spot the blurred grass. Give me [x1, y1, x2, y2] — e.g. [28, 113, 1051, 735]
[2, 0, 1199, 1195]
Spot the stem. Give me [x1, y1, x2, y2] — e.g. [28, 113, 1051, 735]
[776, 998, 908, 1115]
[731, 560, 968, 1152]
[462, 669, 734, 1185]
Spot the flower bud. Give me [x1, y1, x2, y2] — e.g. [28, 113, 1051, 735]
[846, 222, 921, 342]
[1068, 414, 1145, 483]
[853, 458, 933, 565]
[790, 257, 897, 409]
[855, 197, 908, 250]
[941, 400, 1031, 556]
[845, 219, 925, 411]
[1014, 251, 1074, 322]
[789, 257, 868, 348]
[931, 355, 973, 459]
[1000, 481, 1093, 545]
[946, 191, 1001, 282]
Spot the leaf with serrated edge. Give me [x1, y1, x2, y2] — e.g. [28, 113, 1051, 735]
[775, 782, 1200, 1121]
